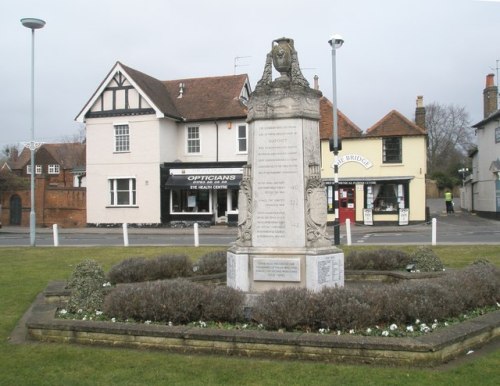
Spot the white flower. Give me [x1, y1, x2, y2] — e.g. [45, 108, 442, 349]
[466, 350, 474, 355]
[337, 330, 342, 336]
[95, 310, 103, 316]
[258, 324, 264, 329]
[415, 319, 421, 325]
[406, 325, 414, 332]
[77, 309, 83, 314]
[198, 320, 207, 328]
[366, 328, 372, 334]
[59, 309, 68, 315]
[168, 321, 173, 326]
[82, 315, 87, 321]
[496, 302, 500, 308]
[242, 324, 248, 329]
[382, 330, 389, 337]
[102, 282, 111, 287]
[144, 320, 152, 325]
[319, 328, 330, 335]
[444, 322, 449, 326]
[432, 323, 438, 329]
[389, 324, 398, 331]
[111, 318, 116, 323]
[349, 329, 355, 334]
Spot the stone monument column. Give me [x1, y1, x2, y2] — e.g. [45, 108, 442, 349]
[227, 37, 344, 293]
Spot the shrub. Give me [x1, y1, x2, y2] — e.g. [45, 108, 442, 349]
[313, 286, 373, 330]
[252, 287, 314, 331]
[203, 286, 245, 323]
[195, 250, 227, 275]
[345, 249, 412, 271]
[104, 279, 207, 323]
[67, 259, 106, 313]
[410, 246, 444, 272]
[107, 254, 192, 284]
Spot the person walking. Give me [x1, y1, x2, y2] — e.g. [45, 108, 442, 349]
[444, 190, 454, 214]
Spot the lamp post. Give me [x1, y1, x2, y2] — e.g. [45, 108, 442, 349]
[458, 168, 469, 188]
[328, 34, 344, 246]
[21, 17, 45, 247]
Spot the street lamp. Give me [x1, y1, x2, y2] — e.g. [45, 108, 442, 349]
[458, 168, 469, 188]
[21, 17, 45, 247]
[328, 34, 344, 246]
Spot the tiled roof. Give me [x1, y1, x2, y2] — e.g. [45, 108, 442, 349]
[365, 110, 426, 137]
[11, 143, 86, 170]
[163, 74, 249, 121]
[319, 97, 362, 139]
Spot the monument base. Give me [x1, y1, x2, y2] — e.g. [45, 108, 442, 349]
[227, 246, 344, 293]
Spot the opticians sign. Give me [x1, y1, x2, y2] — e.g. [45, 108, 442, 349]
[333, 154, 373, 169]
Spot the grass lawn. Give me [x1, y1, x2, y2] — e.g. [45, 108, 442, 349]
[0, 245, 499, 385]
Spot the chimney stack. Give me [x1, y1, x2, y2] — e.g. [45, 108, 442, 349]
[483, 73, 498, 118]
[313, 75, 319, 90]
[415, 95, 426, 130]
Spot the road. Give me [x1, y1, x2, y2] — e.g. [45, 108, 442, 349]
[0, 200, 498, 247]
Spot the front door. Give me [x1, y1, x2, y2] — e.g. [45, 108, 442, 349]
[215, 190, 228, 223]
[339, 186, 355, 224]
[9, 195, 22, 225]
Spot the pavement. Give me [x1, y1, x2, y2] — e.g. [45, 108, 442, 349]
[0, 198, 497, 237]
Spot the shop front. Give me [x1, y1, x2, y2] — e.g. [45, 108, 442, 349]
[161, 162, 245, 226]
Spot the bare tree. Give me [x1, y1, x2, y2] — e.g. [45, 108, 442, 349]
[425, 102, 475, 175]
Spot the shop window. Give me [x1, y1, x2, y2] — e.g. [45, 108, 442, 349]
[187, 126, 200, 153]
[229, 189, 239, 211]
[365, 182, 408, 213]
[383, 137, 402, 163]
[171, 189, 210, 213]
[114, 124, 130, 152]
[109, 178, 136, 206]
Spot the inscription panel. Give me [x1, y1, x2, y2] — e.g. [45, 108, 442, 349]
[252, 121, 305, 247]
[253, 257, 301, 282]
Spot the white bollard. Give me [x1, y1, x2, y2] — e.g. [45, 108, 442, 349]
[53, 224, 59, 247]
[194, 222, 199, 247]
[122, 223, 129, 247]
[431, 218, 437, 246]
[345, 219, 352, 246]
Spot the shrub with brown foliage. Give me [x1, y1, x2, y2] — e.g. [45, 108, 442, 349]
[345, 249, 412, 271]
[410, 246, 444, 272]
[107, 254, 192, 284]
[103, 279, 207, 323]
[252, 287, 314, 331]
[202, 286, 245, 322]
[195, 250, 227, 275]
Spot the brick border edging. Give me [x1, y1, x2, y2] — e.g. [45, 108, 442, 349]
[24, 282, 500, 366]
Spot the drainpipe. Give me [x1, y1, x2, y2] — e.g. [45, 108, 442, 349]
[215, 121, 219, 162]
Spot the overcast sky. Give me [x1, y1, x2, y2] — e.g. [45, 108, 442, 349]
[2, 0, 499, 148]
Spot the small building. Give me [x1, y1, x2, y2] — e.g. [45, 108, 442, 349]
[0, 143, 86, 227]
[465, 74, 500, 219]
[319, 96, 428, 225]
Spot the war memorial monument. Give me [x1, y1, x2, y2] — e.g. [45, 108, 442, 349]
[227, 37, 344, 293]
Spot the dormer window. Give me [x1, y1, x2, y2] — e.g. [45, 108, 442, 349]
[48, 164, 60, 174]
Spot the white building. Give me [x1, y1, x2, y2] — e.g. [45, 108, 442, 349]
[466, 74, 500, 220]
[77, 62, 250, 226]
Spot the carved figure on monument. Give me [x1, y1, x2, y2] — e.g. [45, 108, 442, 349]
[305, 163, 330, 247]
[236, 165, 252, 246]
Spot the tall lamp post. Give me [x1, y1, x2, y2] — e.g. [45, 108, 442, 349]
[21, 17, 45, 247]
[328, 34, 344, 246]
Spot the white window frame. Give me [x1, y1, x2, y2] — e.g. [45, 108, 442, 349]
[237, 124, 248, 153]
[114, 124, 130, 152]
[27, 165, 42, 174]
[186, 126, 201, 154]
[108, 177, 137, 207]
[48, 164, 60, 174]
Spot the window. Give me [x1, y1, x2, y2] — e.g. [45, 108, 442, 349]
[237, 125, 247, 152]
[171, 189, 210, 213]
[48, 164, 60, 174]
[383, 137, 402, 163]
[27, 165, 42, 174]
[495, 127, 500, 143]
[109, 178, 136, 206]
[114, 124, 130, 152]
[365, 182, 408, 213]
[187, 126, 200, 153]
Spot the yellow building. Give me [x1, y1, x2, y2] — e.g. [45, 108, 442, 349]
[319, 97, 427, 225]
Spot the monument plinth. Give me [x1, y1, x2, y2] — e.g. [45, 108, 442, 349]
[228, 37, 344, 293]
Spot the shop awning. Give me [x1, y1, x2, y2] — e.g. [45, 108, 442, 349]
[323, 176, 414, 185]
[165, 174, 242, 190]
